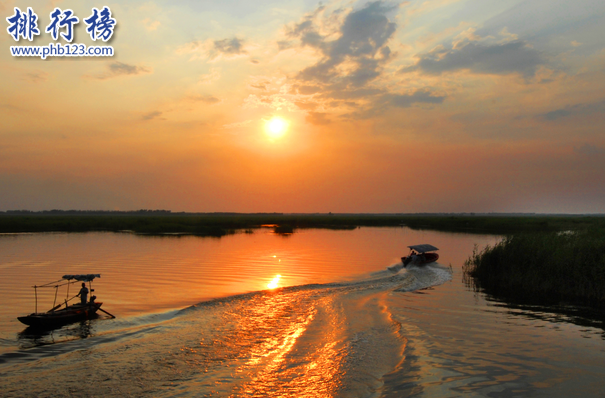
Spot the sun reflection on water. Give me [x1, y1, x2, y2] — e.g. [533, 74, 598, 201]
[267, 275, 281, 289]
[232, 291, 345, 396]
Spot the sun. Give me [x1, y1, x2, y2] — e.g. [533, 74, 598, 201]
[265, 117, 289, 140]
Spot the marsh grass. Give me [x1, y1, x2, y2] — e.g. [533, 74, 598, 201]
[464, 227, 605, 307]
[273, 225, 295, 234]
[1, 213, 604, 236]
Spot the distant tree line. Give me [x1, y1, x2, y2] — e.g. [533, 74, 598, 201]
[0, 210, 287, 216]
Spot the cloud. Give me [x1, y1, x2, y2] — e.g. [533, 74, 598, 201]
[575, 143, 605, 156]
[142, 111, 162, 121]
[542, 100, 605, 121]
[212, 37, 246, 56]
[277, 2, 443, 119]
[186, 95, 220, 104]
[543, 109, 571, 121]
[402, 38, 543, 77]
[243, 93, 298, 112]
[177, 37, 249, 62]
[295, 101, 318, 110]
[385, 90, 446, 108]
[248, 77, 272, 91]
[0, 103, 21, 111]
[176, 40, 204, 58]
[222, 120, 252, 129]
[321, 87, 383, 100]
[198, 68, 221, 85]
[142, 18, 160, 31]
[239, 2, 447, 120]
[295, 85, 322, 95]
[306, 112, 331, 125]
[290, 1, 398, 88]
[22, 71, 49, 83]
[109, 62, 149, 76]
[92, 62, 151, 80]
[139, 95, 220, 120]
[345, 89, 446, 119]
[277, 40, 294, 51]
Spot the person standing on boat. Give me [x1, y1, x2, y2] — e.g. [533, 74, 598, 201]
[78, 283, 89, 305]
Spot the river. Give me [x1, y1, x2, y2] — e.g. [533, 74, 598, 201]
[0, 227, 603, 397]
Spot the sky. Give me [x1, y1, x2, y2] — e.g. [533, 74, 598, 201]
[1, 0, 605, 213]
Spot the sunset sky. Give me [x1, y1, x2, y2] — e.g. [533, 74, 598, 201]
[2, 0, 605, 213]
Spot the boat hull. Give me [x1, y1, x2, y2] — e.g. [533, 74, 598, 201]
[402, 252, 439, 266]
[18, 302, 103, 328]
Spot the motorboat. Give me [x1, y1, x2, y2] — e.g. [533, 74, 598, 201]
[402, 244, 439, 266]
[18, 274, 113, 328]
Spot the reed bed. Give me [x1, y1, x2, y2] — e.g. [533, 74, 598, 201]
[1, 213, 603, 235]
[464, 228, 605, 307]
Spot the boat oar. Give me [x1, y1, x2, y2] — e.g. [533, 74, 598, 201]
[98, 307, 116, 319]
[47, 295, 78, 312]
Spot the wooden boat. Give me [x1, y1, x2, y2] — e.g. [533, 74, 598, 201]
[402, 244, 439, 266]
[18, 302, 103, 328]
[17, 274, 112, 329]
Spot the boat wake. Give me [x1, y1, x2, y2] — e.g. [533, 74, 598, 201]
[1, 264, 453, 397]
[393, 263, 453, 293]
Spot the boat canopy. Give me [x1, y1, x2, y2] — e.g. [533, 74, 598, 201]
[407, 244, 439, 253]
[62, 274, 101, 282]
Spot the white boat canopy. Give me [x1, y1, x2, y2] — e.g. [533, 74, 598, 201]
[62, 274, 101, 282]
[407, 244, 439, 253]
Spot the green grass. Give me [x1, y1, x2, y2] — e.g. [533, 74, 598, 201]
[464, 226, 605, 307]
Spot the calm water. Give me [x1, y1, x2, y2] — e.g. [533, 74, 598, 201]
[0, 227, 604, 397]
